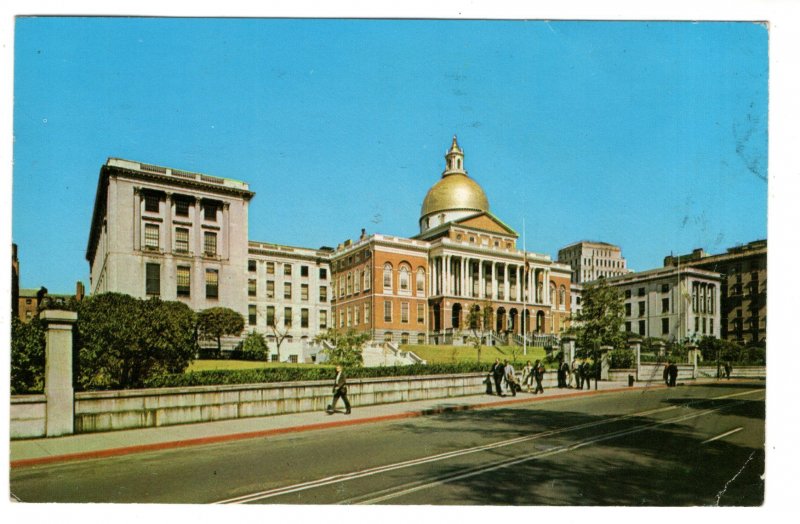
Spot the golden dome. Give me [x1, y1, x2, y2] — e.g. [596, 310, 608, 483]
[420, 172, 489, 218]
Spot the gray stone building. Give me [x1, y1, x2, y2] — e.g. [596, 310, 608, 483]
[558, 240, 631, 284]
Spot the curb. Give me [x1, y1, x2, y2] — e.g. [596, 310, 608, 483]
[10, 383, 664, 469]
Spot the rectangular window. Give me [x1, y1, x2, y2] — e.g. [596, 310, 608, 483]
[417, 303, 425, 323]
[710, 318, 714, 335]
[339, 310, 345, 328]
[284, 264, 292, 276]
[365, 303, 370, 324]
[354, 272, 361, 293]
[289, 355, 298, 364]
[625, 289, 632, 299]
[319, 267, 327, 280]
[661, 283, 669, 293]
[637, 287, 645, 297]
[301, 284, 309, 301]
[266, 280, 275, 299]
[346, 308, 352, 327]
[301, 265, 309, 277]
[662, 318, 669, 335]
[203, 203, 217, 221]
[144, 193, 160, 213]
[175, 198, 190, 217]
[638, 301, 646, 316]
[401, 302, 409, 323]
[625, 303, 632, 316]
[174, 227, 189, 253]
[248, 278, 257, 297]
[266, 306, 275, 327]
[248, 305, 257, 325]
[301, 308, 309, 328]
[266, 262, 275, 274]
[339, 276, 345, 298]
[177, 266, 190, 297]
[203, 232, 217, 257]
[284, 282, 292, 299]
[661, 298, 669, 314]
[284, 307, 292, 328]
[206, 269, 219, 298]
[145, 263, 160, 296]
[702, 317, 707, 334]
[248, 259, 257, 272]
[320, 286, 327, 302]
[625, 321, 631, 332]
[144, 223, 159, 249]
[695, 317, 700, 332]
[319, 310, 328, 329]
[355, 305, 360, 325]
[638, 320, 646, 336]
[384, 300, 392, 322]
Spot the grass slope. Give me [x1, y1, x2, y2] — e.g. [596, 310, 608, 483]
[401, 344, 547, 365]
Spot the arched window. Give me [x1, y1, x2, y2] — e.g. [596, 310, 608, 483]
[559, 285, 566, 309]
[416, 268, 425, 295]
[550, 283, 557, 306]
[383, 263, 393, 292]
[399, 265, 410, 292]
[354, 270, 360, 293]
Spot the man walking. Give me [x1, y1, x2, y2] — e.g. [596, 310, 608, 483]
[326, 364, 351, 415]
[668, 361, 678, 387]
[504, 359, 517, 397]
[491, 358, 505, 396]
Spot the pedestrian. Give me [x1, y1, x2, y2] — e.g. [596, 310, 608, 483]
[533, 360, 545, 394]
[484, 366, 494, 395]
[326, 364, 351, 415]
[570, 358, 579, 388]
[491, 358, 505, 396]
[556, 359, 565, 388]
[724, 361, 733, 380]
[521, 360, 534, 393]
[560, 360, 571, 388]
[668, 361, 678, 387]
[581, 360, 591, 390]
[663, 362, 670, 386]
[504, 359, 518, 397]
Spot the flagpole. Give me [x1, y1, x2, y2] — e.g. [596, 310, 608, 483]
[523, 217, 527, 356]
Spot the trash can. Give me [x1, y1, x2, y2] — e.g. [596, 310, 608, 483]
[628, 374, 635, 387]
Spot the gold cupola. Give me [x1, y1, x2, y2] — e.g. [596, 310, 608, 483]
[420, 136, 489, 232]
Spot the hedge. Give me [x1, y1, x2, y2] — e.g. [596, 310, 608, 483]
[143, 361, 493, 389]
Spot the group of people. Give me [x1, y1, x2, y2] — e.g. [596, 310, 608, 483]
[486, 357, 599, 396]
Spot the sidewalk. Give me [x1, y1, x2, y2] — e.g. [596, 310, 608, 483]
[11, 379, 662, 468]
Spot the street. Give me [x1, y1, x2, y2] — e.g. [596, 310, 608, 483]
[10, 381, 765, 505]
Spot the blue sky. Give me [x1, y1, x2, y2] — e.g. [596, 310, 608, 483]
[12, 18, 768, 293]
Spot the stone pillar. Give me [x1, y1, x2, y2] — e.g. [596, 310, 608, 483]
[687, 343, 700, 379]
[503, 263, 510, 302]
[164, 192, 173, 254]
[41, 310, 77, 437]
[132, 186, 142, 250]
[653, 340, 666, 357]
[562, 335, 576, 363]
[479, 261, 485, 299]
[628, 337, 642, 382]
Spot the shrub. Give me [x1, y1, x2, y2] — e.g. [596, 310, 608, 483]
[10, 317, 46, 394]
[609, 349, 635, 369]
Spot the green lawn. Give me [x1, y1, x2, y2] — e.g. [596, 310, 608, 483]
[187, 360, 333, 372]
[400, 344, 547, 365]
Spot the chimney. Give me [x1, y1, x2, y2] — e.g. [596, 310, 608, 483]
[75, 281, 85, 301]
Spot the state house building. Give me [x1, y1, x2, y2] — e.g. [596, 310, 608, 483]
[86, 138, 573, 360]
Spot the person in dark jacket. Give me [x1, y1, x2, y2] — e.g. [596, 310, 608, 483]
[560, 361, 570, 388]
[668, 362, 678, 387]
[533, 360, 545, 394]
[491, 358, 505, 396]
[580, 361, 591, 390]
[326, 364, 351, 415]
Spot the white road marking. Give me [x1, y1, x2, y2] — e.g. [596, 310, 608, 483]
[214, 388, 764, 504]
[702, 427, 744, 444]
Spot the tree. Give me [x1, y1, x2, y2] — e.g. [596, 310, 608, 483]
[10, 317, 45, 394]
[196, 307, 245, 357]
[238, 330, 270, 361]
[314, 328, 369, 367]
[75, 293, 197, 389]
[268, 309, 293, 362]
[465, 302, 492, 364]
[571, 279, 625, 359]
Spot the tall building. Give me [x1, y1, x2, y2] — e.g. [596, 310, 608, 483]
[558, 240, 631, 283]
[87, 138, 573, 360]
[602, 266, 722, 342]
[664, 240, 766, 345]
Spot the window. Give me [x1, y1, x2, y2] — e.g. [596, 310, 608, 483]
[144, 193, 160, 213]
[383, 264, 393, 292]
[300, 265, 309, 277]
[401, 333, 409, 344]
[339, 310, 345, 328]
[284, 264, 292, 276]
[625, 303, 632, 316]
[175, 198, 190, 217]
[417, 303, 425, 323]
[301, 308, 309, 328]
[695, 317, 700, 332]
[401, 302, 409, 323]
[625, 289, 631, 299]
[625, 321, 631, 332]
[203, 203, 217, 221]
[710, 318, 714, 335]
[662, 298, 669, 314]
[347, 308, 352, 327]
[144, 223, 159, 250]
[319, 267, 327, 280]
[284, 282, 292, 299]
[319, 310, 327, 329]
[661, 283, 669, 293]
[384, 300, 392, 322]
[174, 228, 189, 253]
[363, 267, 371, 290]
[365, 303, 370, 324]
[347, 273, 353, 295]
[638, 320, 646, 336]
[266, 306, 275, 327]
[301, 284, 309, 301]
[355, 305, 360, 325]
[289, 355, 298, 364]
[702, 317, 707, 334]
[416, 269, 425, 295]
[206, 269, 219, 298]
[203, 232, 217, 257]
[417, 333, 426, 344]
[248, 279, 257, 297]
[145, 263, 160, 296]
[354, 271, 361, 293]
[248, 259, 257, 272]
[339, 276, 345, 298]
[266, 280, 274, 299]
[638, 301, 646, 316]
[637, 287, 645, 297]
[399, 266, 410, 292]
[320, 286, 327, 302]
[662, 318, 669, 335]
[177, 266, 190, 297]
[248, 305, 257, 325]
[284, 308, 292, 328]
[266, 262, 274, 274]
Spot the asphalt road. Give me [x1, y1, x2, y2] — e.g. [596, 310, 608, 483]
[10, 381, 765, 506]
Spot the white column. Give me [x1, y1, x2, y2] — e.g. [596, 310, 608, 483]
[492, 262, 498, 300]
[42, 310, 77, 437]
[479, 260, 485, 299]
[164, 192, 173, 254]
[504, 263, 510, 302]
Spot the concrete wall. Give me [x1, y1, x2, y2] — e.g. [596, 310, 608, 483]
[10, 395, 47, 439]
